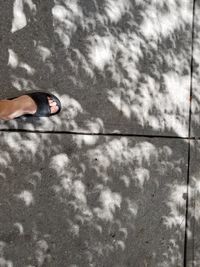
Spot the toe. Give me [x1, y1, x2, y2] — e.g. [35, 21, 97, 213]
[48, 96, 53, 104]
[51, 105, 59, 114]
[48, 96, 59, 114]
[51, 102, 57, 106]
[48, 97, 56, 106]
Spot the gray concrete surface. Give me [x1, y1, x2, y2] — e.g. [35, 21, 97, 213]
[0, 0, 198, 266]
[192, 0, 200, 137]
[0, 133, 188, 266]
[186, 140, 200, 267]
[0, 0, 193, 136]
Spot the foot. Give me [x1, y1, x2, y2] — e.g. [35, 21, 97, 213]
[0, 95, 59, 120]
[2, 95, 60, 120]
[19, 95, 59, 115]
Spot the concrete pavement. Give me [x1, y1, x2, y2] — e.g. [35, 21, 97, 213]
[0, 0, 198, 266]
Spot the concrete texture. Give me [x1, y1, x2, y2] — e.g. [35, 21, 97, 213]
[0, 0, 198, 267]
[192, 0, 200, 137]
[186, 140, 200, 267]
[0, 0, 193, 136]
[0, 133, 188, 266]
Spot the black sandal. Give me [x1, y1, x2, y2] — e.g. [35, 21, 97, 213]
[8, 91, 62, 118]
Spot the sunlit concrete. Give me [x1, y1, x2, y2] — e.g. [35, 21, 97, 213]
[191, 0, 200, 137]
[0, 0, 193, 137]
[0, 132, 188, 266]
[0, 0, 197, 266]
[186, 140, 200, 267]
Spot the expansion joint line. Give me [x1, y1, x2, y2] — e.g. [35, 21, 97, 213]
[0, 2, 198, 265]
[0, 128, 199, 139]
[0, 129, 200, 140]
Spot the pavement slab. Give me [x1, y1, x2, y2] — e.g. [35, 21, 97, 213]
[192, 0, 200, 137]
[0, 0, 193, 137]
[186, 140, 200, 267]
[0, 1, 197, 266]
[0, 132, 188, 266]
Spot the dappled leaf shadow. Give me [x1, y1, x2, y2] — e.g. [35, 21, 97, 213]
[0, 0, 198, 266]
[0, 132, 188, 266]
[192, 0, 200, 137]
[0, 0, 193, 136]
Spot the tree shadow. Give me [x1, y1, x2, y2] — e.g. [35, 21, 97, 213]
[0, 132, 188, 266]
[191, 0, 200, 137]
[0, 0, 193, 137]
[0, 0, 197, 266]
